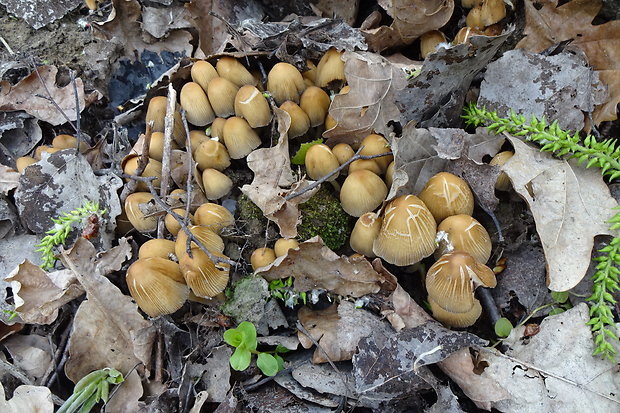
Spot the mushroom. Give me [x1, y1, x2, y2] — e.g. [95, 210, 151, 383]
[175, 225, 225, 260]
[52, 134, 88, 151]
[332, 143, 355, 166]
[372, 195, 437, 266]
[145, 96, 167, 132]
[435, 214, 492, 264]
[138, 238, 177, 260]
[481, 0, 506, 27]
[466, 6, 483, 29]
[299, 86, 331, 127]
[222, 116, 262, 159]
[305, 144, 340, 181]
[189, 130, 209, 154]
[194, 139, 231, 171]
[348, 159, 382, 176]
[385, 161, 395, 189]
[489, 151, 514, 191]
[420, 30, 448, 59]
[179, 247, 230, 298]
[206, 77, 239, 118]
[359, 134, 393, 173]
[350, 212, 382, 257]
[16, 157, 36, 173]
[316, 48, 346, 88]
[216, 56, 256, 87]
[165, 208, 194, 237]
[149, 132, 179, 162]
[180, 82, 216, 126]
[194, 203, 235, 234]
[340, 170, 388, 217]
[34, 145, 61, 160]
[126, 257, 189, 317]
[234, 85, 272, 128]
[302, 60, 317, 85]
[274, 238, 299, 257]
[124, 192, 158, 233]
[210, 117, 227, 139]
[453, 27, 484, 45]
[202, 168, 233, 200]
[267, 62, 306, 105]
[251, 247, 277, 270]
[191, 60, 218, 92]
[418, 172, 474, 222]
[280, 100, 310, 139]
[122, 155, 162, 191]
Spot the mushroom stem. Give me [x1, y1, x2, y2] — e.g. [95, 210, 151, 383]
[476, 287, 501, 326]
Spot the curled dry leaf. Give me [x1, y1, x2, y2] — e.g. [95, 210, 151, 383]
[0, 66, 85, 126]
[362, 0, 454, 52]
[298, 301, 393, 364]
[323, 51, 407, 146]
[503, 136, 618, 291]
[385, 283, 433, 331]
[0, 383, 53, 413]
[257, 236, 387, 297]
[0, 164, 19, 195]
[2, 334, 53, 382]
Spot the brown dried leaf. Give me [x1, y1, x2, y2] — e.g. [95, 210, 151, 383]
[312, 0, 359, 26]
[0, 66, 85, 126]
[324, 51, 407, 146]
[0, 164, 19, 195]
[517, 0, 620, 123]
[298, 300, 393, 363]
[362, 0, 454, 52]
[4, 261, 83, 325]
[257, 237, 386, 296]
[385, 284, 433, 331]
[3, 334, 53, 382]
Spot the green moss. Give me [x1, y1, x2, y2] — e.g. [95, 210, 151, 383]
[237, 193, 267, 223]
[298, 185, 352, 250]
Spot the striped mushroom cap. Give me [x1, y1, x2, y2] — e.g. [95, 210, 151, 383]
[350, 212, 382, 258]
[179, 248, 230, 298]
[339, 170, 388, 217]
[373, 195, 437, 266]
[175, 225, 225, 260]
[194, 203, 235, 234]
[418, 172, 474, 223]
[435, 214, 492, 264]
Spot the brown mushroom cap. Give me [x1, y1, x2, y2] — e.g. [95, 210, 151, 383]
[194, 203, 235, 234]
[316, 48, 346, 88]
[466, 6, 484, 29]
[348, 159, 382, 176]
[145, 96, 167, 132]
[222, 116, 262, 159]
[372, 195, 437, 266]
[138, 239, 177, 260]
[305, 144, 340, 181]
[165, 208, 194, 237]
[453, 27, 484, 45]
[251, 247, 277, 270]
[332, 143, 355, 166]
[299, 86, 331, 127]
[179, 248, 230, 298]
[234, 85, 272, 128]
[350, 212, 382, 258]
[436, 215, 492, 264]
[302, 60, 317, 85]
[274, 238, 300, 257]
[34, 145, 61, 160]
[125, 192, 158, 233]
[216, 56, 256, 87]
[16, 157, 36, 174]
[420, 30, 448, 59]
[126, 257, 189, 317]
[206, 77, 239, 118]
[385, 161, 395, 189]
[202, 168, 233, 200]
[267, 62, 306, 105]
[340, 170, 388, 217]
[418, 172, 474, 222]
[428, 295, 483, 328]
[175, 225, 225, 260]
[194, 139, 231, 171]
[280, 100, 310, 139]
[52, 134, 88, 151]
[489, 151, 514, 191]
[360, 134, 393, 173]
[123, 156, 162, 191]
[191, 60, 218, 92]
[188, 130, 209, 154]
[180, 82, 216, 126]
[149, 132, 179, 162]
[481, 0, 506, 26]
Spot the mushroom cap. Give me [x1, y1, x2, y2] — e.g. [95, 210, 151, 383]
[251, 247, 276, 270]
[179, 248, 230, 298]
[302, 60, 317, 84]
[189, 130, 209, 154]
[453, 27, 484, 45]
[299, 86, 331, 127]
[418, 172, 474, 222]
[436, 214, 492, 264]
[52, 134, 88, 151]
[340, 170, 388, 217]
[207, 77, 239, 118]
[34, 145, 61, 160]
[348, 159, 382, 175]
[145, 96, 167, 132]
[191, 60, 218, 92]
[222, 116, 262, 159]
[428, 295, 482, 328]
[138, 238, 177, 260]
[126, 257, 189, 317]
[280, 100, 310, 139]
[372, 195, 437, 266]
[420, 30, 448, 59]
[165, 208, 194, 237]
[194, 139, 231, 171]
[466, 6, 484, 29]
[461, 0, 482, 8]
[385, 161, 395, 189]
[234, 85, 272, 128]
[360, 134, 393, 173]
[125, 192, 158, 233]
[267, 62, 306, 105]
[122, 156, 162, 191]
[305, 144, 340, 181]
[316, 48, 346, 88]
[274, 238, 300, 257]
[489, 151, 514, 191]
[425, 251, 496, 314]
[202, 168, 233, 200]
[180, 82, 216, 126]
[332, 143, 355, 166]
[16, 157, 36, 174]
[194, 203, 235, 234]
[481, 0, 506, 26]
[350, 212, 382, 258]
[324, 113, 337, 130]
[149, 132, 179, 162]
[175, 224, 225, 260]
[210, 117, 227, 139]
[216, 56, 256, 87]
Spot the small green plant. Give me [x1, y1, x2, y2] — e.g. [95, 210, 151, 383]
[36, 201, 106, 270]
[291, 138, 323, 165]
[269, 276, 307, 308]
[464, 103, 620, 361]
[57, 367, 124, 413]
[494, 317, 513, 338]
[223, 321, 287, 376]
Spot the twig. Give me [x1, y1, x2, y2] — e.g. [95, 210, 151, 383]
[284, 148, 393, 201]
[155, 332, 164, 382]
[0, 36, 14, 55]
[43, 318, 73, 387]
[477, 287, 501, 326]
[124, 174, 237, 267]
[119, 122, 153, 204]
[158, 84, 177, 238]
[70, 70, 82, 154]
[30, 58, 77, 133]
[179, 109, 194, 227]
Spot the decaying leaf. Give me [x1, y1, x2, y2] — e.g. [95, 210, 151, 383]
[517, 0, 620, 124]
[478, 49, 607, 132]
[142, 6, 194, 39]
[395, 32, 511, 128]
[503, 136, 618, 291]
[323, 51, 407, 146]
[297, 301, 393, 364]
[0, 112, 42, 160]
[385, 283, 433, 331]
[291, 362, 355, 399]
[0, 164, 19, 195]
[362, 0, 454, 52]
[2, 334, 53, 382]
[312, 0, 359, 26]
[257, 237, 387, 297]
[201, 346, 233, 403]
[0, 66, 85, 126]
[0, 383, 53, 413]
[0, 0, 80, 30]
[4, 261, 82, 324]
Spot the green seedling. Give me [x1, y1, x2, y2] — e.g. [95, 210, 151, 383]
[57, 367, 124, 413]
[269, 276, 307, 308]
[36, 200, 106, 270]
[223, 321, 288, 376]
[464, 103, 619, 362]
[291, 138, 323, 165]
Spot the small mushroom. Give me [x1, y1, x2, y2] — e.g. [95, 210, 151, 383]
[149, 132, 179, 162]
[145, 96, 167, 132]
[234, 85, 272, 128]
[340, 170, 388, 217]
[138, 239, 177, 260]
[194, 203, 235, 234]
[481, 0, 506, 27]
[350, 212, 382, 258]
[194, 139, 231, 171]
[180, 247, 230, 298]
[466, 6, 484, 29]
[274, 238, 299, 257]
[202, 168, 233, 200]
[453, 27, 484, 45]
[332, 143, 355, 166]
[316, 48, 346, 88]
[222, 116, 262, 159]
[418, 172, 474, 222]
[52, 134, 88, 151]
[175, 225, 225, 260]
[165, 208, 194, 237]
[489, 151, 514, 191]
[210, 117, 227, 139]
[125, 192, 158, 233]
[216, 56, 256, 87]
[385, 161, 395, 189]
[191, 60, 218, 92]
[34, 145, 61, 160]
[251, 247, 276, 270]
[359, 134, 393, 173]
[122, 155, 162, 191]
[302, 60, 318, 85]
[372, 195, 437, 266]
[348, 159, 382, 175]
[16, 157, 36, 173]
[435, 215, 492, 264]
[206, 77, 239, 118]
[180, 82, 216, 126]
[267, 62, 306, 105]
[188, 130, 209, 154]
[420, 30, 448, 59]
[305, 144, 340, 181]
[299, 86, 331, 127]
[280, 100, 311, 139]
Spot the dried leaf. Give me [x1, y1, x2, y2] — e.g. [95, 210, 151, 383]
[291, 362, 354, 399]
[324, 51, 407, 146]
[3, 334, 53, 382]
[0, 383, 53, 413]
[478, 49, 607, 132]
[297, 301, 393, 364]
[362, 0, 454, 52]
[0, 164, 19, 195]
[142, 6, 194, 39]
[0, 112, 42, 159]
[0, 66, 85, 126]
[503, 136, 618, 291]
[385, 284, 433, 331]
[312, 0, 359, 26]
[257, 237, 386, 297]
[0, 0, 80, 30]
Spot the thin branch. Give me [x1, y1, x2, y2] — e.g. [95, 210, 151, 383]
[70, 70, 82, 154]
[179, 109, 195, 227]
[0, 359, 65, 406]
[158, 84, 177, 238]
[30, 58, 77, 133]
[284, 147, 393, 201]
[477, 287, 501, 326]
[119, 121, 153, 204]
[0, 36, 14, 54]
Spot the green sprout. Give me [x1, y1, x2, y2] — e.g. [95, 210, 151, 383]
[36, 201, 107, 270]
[223, 321, 288, 376]
[268, 276, 307, 308]
[57, 367, 124, 413]
[464, 103, 620, 362]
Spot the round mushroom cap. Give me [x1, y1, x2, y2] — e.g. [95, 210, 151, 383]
[222, 116, 262, 159]
[191, 60, 218, 92]
[428, 296, 482, 328]
[126, 257, 189, 317]
[180, 82, 216, 126]
[436, 214, 492, 264]
[165, 208, 194, 237]
[251, 247, 276, 270]
[420, 30, 447, 59]
[267, 62, 306, 105]
[305, 144, 340, 181]
[350, 212, 382, 258]
[360, 134, 393, 173]
[52, 134, 88, 151]
[123, 155, 162, 191]
[149, 132, 179, 162]
[274, 238, 299, 257]
[138, 238, 177, 260]
[340, 170, 388, 217]
[299, 86, 331, 127]
[385, 161, 395, 189]
[16, 156, 36, 174]
[280, 100, 310, 139]
[234, 85, 272, 128]
[489, 151, 514, 191]
[372, 195, 436, 266]
[418, 172, 474, 222]
[175, 225, 225, 260]
[332, 143, 355, 166]
[145, 96, 167, 132]
[194, 139, 231, 171]
[316, 48, 345, 88]
[201, 168, 233, 200]
[194, 203, 235, 234]
[216, 56, 256, 87]
[481, 0, 506, 26]
[179, 248, 230, 298]
[125, 192, 158, 233]
[207, 77, 239, 118]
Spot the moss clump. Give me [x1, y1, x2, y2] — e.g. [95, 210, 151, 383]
[237, 193, 267, 223]
[298, 185, 352, 250]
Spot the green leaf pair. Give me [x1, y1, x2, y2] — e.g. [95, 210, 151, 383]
[223, 321, 287, 376]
